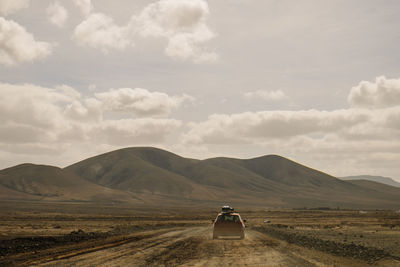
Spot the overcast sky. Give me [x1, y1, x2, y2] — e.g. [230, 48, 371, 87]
[1, 0, 400, 181]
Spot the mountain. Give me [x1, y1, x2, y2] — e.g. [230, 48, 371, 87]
[0, 163, 135, 203]
[65, 147, 400, 209]
[341, 175, 400, 188]
[2, 147, 400, 209]
[346, 180, 400, 195]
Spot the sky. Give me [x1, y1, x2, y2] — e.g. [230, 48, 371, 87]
[1, 0, 400, 181]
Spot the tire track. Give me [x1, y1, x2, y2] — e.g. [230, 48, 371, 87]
[35, 227, 198, 267]
[31, 226, 384, 266]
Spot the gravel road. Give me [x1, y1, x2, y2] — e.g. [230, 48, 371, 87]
[21, 226, 380, 267]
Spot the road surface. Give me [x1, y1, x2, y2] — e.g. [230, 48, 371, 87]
[25, 226, 371, 266]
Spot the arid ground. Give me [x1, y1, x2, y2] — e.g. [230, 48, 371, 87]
[1, 201, 400, 266]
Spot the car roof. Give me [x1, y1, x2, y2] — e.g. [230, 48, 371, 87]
[218, 212, 241, 216]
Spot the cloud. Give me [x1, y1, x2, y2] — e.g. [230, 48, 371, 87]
[0, 83, 70, 128]
[184, 76, 400, 146]
[0, 123, 47, 143]
[244, 90, 286, 101]
[90, 118, 181, 145]
[0, 83, 183, 152]
[2, 77, 400, 178]
[72, 0, 217, 62]
[183, 109, 371, 144]
[178, 76, 400, 178]
[136, 0, 217, 62]
[63, 98, 102, 123]
[95, 87, 193, 117]
[73, 13, 132, 53]
[348, 76, 400, 109]
[46, 1, 68, 28]
[0, 0, 29, 15]
[164, 30, 217, 63]
[0, 17, 52, 65]
[73, 0, 93, 16]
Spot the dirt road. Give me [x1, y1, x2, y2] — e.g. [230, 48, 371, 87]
[20, 226, 380, 267]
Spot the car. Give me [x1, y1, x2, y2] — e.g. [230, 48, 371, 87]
[212, 206, 246, 239]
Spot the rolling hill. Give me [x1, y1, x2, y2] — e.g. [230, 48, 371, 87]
[0, 163, 135, 203]
[2, 147, 400, 209]
[341, 175, 400, 188]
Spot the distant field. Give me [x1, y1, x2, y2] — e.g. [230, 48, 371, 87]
[1, 202, 399, 266]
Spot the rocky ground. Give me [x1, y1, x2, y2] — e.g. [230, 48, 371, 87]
[1, 202, 400, 266]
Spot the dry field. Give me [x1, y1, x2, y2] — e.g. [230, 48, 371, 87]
[1, 201, 400, 266]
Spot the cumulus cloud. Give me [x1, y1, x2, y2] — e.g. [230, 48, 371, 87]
[0, 17, 52, 65]
[63, 98, 102, 122]
[348, 76, 400, 108]
[46, 1, 68, 28]
[0, 83, 94, 128]
[184, 76, 400, 146]
[95, 87, 193, 116]
[0, 83, 183, 153]
[244, 90, 286, 101]
[0, 83, 72, 143]
[73, 0, 93, 16]
[0, 123, 47, 143]
[136, 0, 217, 62]
[72, 0, 217, 62]
[0, 0, 29, 15]
[73, 13, 132, 53]
[183, 109, 371, 144]
[178, 76, 400, 178]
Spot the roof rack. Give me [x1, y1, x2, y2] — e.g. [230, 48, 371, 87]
[221, 205, 234, 213]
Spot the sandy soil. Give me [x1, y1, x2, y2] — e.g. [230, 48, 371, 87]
[3, 226, 397, 267]
[1, 203, 400, 266]
[21, 227, 368, 267]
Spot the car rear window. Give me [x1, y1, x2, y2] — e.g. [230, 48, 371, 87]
[217, 214, 240, 222]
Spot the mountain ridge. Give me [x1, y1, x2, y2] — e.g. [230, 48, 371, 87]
[1, 147, 400, 209]
[340, 175, 400, 188]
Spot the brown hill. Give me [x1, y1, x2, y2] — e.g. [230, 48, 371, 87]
[341, 175, 400, 188]
[65, 147, 400, 209]
[0, 163, 135, 203]
[2, 147, 400, 209]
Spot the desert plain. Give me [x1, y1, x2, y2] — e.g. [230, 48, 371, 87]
[1, 201, 400, 267]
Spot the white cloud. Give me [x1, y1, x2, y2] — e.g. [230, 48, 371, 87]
[88, 84, 97, 92]
[0, 123, 47, 143]
[137, 0, 209, 33]
[0, 83, 183, 153]
[72, 0, 217, 62]
[0, 0, 29, 15]
[244, 90, 286, 101]
[0, 17, 52, 65]
[73, 13, 131, 53]
[184, 76, 400, 146]
[73, 0, 93, 16]
[136, 0, 217, 62]
[179, 76, 400, 177]
[348, 76, 400, 109]
[63, 98, 102, 123]
[56, 85, 81, 100]
[183, 109, 371, 144]
[164, 29, 217, 63]
[0, 83, 70, 127]
[95, 87, 193, 117]
[46, 1, 68, 28]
